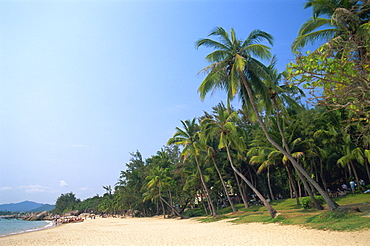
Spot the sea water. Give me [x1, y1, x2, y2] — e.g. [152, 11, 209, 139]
[0, 218, 53, 237]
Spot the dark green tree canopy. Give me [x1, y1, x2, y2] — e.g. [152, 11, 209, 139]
[53, 192, 81, 214]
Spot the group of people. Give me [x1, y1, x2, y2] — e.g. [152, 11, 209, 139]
[349, 179, 367, 193]
[328, 179, 368, 197]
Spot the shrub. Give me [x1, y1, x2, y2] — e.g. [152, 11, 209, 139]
[182, 208, 204, 217]
[300, 196, 325, 209]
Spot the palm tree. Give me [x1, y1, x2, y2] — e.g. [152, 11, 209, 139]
[144, 166, 173, 218]
[262, 66, 323, 209]
[292, 0, 369, 53]
[199, 117, 238, 213]
[103, 185, 113, 197]
[197, 27, 339, 210]
[264, 60, 324, 207]
[168, 119, 217, 216]
[248, 138, 301, 205]
[337, 134, 364, 185]
[202, 104, 278, 218]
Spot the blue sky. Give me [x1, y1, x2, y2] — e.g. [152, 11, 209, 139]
[0, 0, 312, 205]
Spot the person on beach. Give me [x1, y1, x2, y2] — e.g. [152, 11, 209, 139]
[349, 180, 356, 193]
[359, 179, 365, 188]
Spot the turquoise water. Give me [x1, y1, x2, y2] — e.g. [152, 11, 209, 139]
[0, 218, 53, 237]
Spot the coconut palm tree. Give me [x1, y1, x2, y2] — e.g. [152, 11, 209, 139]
[168, 119, 217, 216]
[202, 104, 278, 218]
[292, 0, 369, 53]
[197, 27, 339, 210]
[198, 117, 238, 213]
[144, 166, 173, 218]
[262, 60, 325, 208]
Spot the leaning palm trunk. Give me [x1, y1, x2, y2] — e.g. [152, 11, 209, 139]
[240, 71, 339, 210]
[295, 164, 323, 210]
[194, 155, 217, 216]
[284, 163, 300, 205]
[225, 145, 277, 218]
[159, 196, 184, 218]
[234, 171, 249, 208]
[159, 189, 166, 218]
[210, 155, 238, 212]
[273, 102, 322, 209]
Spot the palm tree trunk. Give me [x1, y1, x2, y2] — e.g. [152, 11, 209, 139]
[298, 179, 302, 197]
[168, 189, 174, 216]
[199, 193, 209, 215]
[319, 159, 328, 191]
[285, 164, 300, 205]
[239, 72, 339, 210]
[234, 171, 249, 208]
[365, 159, 370, 183]
[210, 155, 238, 212]
[160, 196, 184, 218]
[159, 189, 166, 218]
[226, 145, 277, 218]
[296, 165, 323, 209]
[267, 166, 275, 200]
[194, 155, 217, 216]
[350, 161, 360, 185]
[272, 98, 322, 208]
[241, 182, 249, 203]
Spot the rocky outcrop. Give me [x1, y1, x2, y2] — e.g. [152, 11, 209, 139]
[62, 210, 79, 216]
[24, 211, 48, 221]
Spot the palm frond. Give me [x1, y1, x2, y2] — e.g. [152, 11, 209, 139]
[205, 50, 230, 63]
[244, 44, 272, 60]
[292, 28, 339, 51]
[195, 38, 228, 51]
[244, 29, 274, 46]
[299, 17, 333, 35]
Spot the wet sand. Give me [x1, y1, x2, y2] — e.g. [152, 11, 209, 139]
[0, 216, 369, 246]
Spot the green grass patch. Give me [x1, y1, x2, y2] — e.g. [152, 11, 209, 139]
[188, 193, 370, 231]
[306, 209, 370, 231]
[182, 207, 206, 217]
[332, 193, 370, 206]
[198, 215, 228, 223]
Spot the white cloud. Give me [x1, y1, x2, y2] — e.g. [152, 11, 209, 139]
[79, 187, 91, 191]
[70, 144, 86, 148]
[0, 186, 13, 191]
[59, 180, 69, 187]
[169, 104, 189, 113]
[42, 142, 86, 148]
[19, 185, 48, 193]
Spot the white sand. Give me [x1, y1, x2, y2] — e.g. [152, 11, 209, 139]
[0, 216, 369, 246]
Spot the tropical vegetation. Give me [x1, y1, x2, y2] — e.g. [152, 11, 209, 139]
[53, 0, 369, 227]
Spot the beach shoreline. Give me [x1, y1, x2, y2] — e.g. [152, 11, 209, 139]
[0, 219, 55, 238]
[0, 216, 369, 246]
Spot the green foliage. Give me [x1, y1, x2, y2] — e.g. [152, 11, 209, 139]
[75, 195, 102, 213]
[300, 196, 325, 209]
[50, 3, 370, 228]
[182, 208, 205, 218]
[53, 192, 81, 214]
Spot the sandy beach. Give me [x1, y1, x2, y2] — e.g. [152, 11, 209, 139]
[0, 216, 369, 246]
